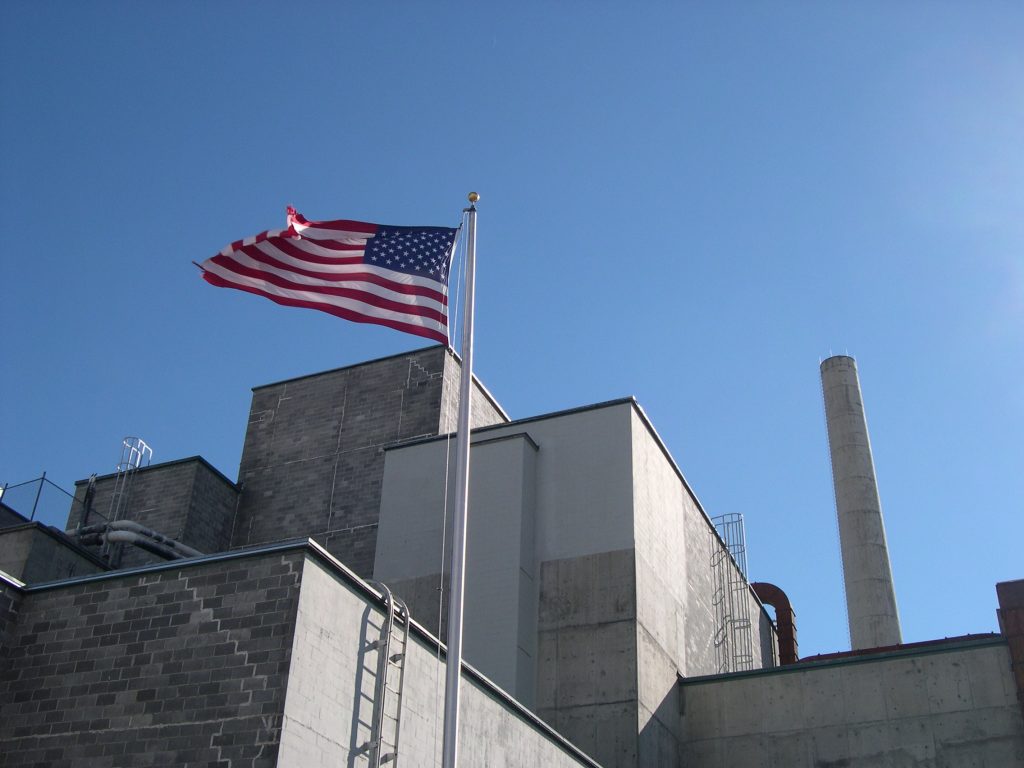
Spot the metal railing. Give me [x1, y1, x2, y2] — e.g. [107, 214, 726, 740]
[0, 473, 95, 530]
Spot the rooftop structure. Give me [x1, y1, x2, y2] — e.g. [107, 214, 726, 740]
[1, 345, 1021, 766]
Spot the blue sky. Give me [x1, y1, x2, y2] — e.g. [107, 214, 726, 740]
[2, 2, 1021, 657]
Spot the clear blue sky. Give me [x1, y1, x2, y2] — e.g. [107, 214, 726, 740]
[2, 2, 1021, 657]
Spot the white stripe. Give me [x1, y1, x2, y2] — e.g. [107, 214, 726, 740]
[204, 261, 447, 333]
[291, 221, 375, 243]
[212, 249, 448, 314]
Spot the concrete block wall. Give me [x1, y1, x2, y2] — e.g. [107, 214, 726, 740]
[0, 576, 22, 660]
[438, 352, 509, 432]
[68, 457, 239, 568]
[679, 638, 1024, 767]
[232, 345, 507, 578]
[0, 549, 304, 767]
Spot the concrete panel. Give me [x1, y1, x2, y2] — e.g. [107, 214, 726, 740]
[278, 552, 600, 768]
[376, 433, 538, 704]
[637, 701, 680, 768]
[538, 701, 638, 768]
[480, 402, 636, 563]
[637, 623, 682, 740]
[539, 549, 636, 630]
[537, 619, 638, 711]
[679, 639, 1024, 767]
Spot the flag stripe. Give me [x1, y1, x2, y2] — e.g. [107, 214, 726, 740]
[202, 271, 448, 342]
[205, 257, 448, 321]
[200, 209, 457, 343]
[268, 236, 370, 264]
[228, 242, 449, 299]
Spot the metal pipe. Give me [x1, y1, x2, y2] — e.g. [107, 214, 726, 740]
[104, 530, 183, 561]
[751, 582, 799, 665]
[107, 520, 203, 558]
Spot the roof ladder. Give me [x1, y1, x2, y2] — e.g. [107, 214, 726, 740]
[360, 581, 411, 767]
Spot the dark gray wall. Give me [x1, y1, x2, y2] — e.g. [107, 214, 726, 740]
[0, 504, 27, 528]
[0, 550, 304, 767]
[0, 577, 21, 659]
[231, 345, 507, 577]
[0, 526, 106, 584]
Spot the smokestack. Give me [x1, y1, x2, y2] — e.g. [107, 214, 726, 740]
[820, 355, 902, 650]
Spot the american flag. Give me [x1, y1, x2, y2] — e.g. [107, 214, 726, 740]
[199, 207, 458, 343]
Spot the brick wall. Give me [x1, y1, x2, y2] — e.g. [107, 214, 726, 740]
[0, 550, 303, 767]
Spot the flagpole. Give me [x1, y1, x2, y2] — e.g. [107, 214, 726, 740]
[441, 192, 479, 768]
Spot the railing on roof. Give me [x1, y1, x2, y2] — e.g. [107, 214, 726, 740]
[0, 473, 95, 530]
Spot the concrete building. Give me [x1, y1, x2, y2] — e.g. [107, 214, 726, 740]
[1, 345, 1022, 766]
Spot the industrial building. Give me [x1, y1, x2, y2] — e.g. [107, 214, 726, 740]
[0, 345, 1021, 766]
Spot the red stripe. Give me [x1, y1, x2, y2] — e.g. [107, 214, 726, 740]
[202, 272, 448, 343]
[218, 247, 449, 302]
[290, 214, 379, 235]
[208, 258, 448, 321]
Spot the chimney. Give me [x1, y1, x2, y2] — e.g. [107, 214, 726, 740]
[820, 355, 902, 650]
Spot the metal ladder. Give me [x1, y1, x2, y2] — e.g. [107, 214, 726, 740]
[361, 582, 410, 767]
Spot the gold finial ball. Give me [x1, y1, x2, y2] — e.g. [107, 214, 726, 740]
[467, 192, 480, 204]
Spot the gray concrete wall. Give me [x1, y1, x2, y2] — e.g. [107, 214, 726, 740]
[679, 639, 1024, 767]
[629, 407, 777, 768]
[0, 525, 106, 584]
[278, 552, 600, 768]
[232, 346, 507, 578]
[68, 457, 238, 569]
[374, 431, 540, 707]
[537, 549, 640, 768]
[375, 399, 779, 768]
[0, 549, 304, 767]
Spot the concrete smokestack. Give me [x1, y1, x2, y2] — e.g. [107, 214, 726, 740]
[820, 355, 902, 650]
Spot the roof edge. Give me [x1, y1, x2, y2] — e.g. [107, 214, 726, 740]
[75, 455, 238, 490]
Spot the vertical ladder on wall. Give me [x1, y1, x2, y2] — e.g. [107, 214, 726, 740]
[710, 541, 732, 674]
[710, 513, 755, 673]
[361, 582, 411, 767]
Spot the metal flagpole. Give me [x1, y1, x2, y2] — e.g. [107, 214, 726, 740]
[441, 191, 479, 768]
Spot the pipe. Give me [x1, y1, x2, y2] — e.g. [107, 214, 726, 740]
[105, 530, 184, 561]
[69, 519, 204, 561]
[107, 520, 204, 558]
[751, 582, 799, 665]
